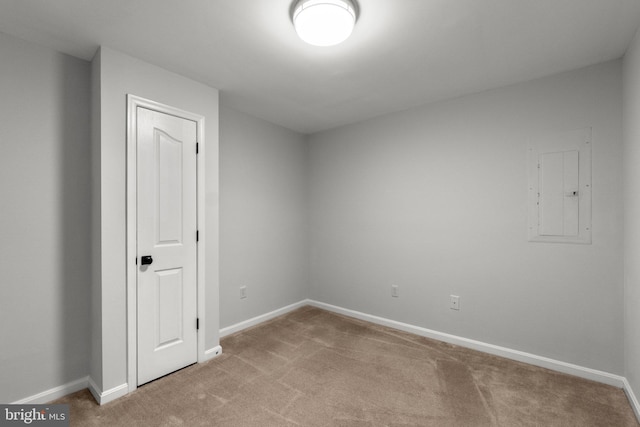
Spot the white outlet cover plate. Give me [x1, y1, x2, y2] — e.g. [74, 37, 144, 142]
[450, 295, 460, 310]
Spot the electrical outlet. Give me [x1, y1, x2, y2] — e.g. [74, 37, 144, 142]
[450, 295, 460, 310]
[240, 286, 247, 299]
[392, 285, 399, 297]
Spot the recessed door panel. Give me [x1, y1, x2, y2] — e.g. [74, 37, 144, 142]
[156, 130, 183, 245]
[156, 268, 183, 349]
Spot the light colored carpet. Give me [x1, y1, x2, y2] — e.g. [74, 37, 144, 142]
[54, 306, 638, 426]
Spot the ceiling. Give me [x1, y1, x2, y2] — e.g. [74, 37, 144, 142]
[1, 0, 640, 134]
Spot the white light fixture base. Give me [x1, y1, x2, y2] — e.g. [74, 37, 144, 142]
[292, 0, 358, 47]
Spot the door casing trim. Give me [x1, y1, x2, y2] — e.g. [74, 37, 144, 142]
[126, 94, 206, 394]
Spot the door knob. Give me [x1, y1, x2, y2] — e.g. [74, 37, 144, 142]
[141, 255, 153, 265]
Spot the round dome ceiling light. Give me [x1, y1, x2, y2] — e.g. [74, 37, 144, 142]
[292, 0, 358, 47]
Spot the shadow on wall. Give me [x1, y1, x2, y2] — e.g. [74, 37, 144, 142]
[57, 55, 91, 388]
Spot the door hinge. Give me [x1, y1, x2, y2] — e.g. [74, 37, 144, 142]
[196, 142, 199, 154]
[135, 257, 137, 265]
[196, 230, 199, 242]
[196, 318, 200, 330]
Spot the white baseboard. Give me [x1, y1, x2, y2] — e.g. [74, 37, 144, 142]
[202, 345, 223, 362]
[12, 376, 89, 404]
[307, 300, 626, 388]
[219, 300, 308, 337]
[12, 300, 633, 414]
[623, 378, 640, 421]
[88, 377, 128, 405]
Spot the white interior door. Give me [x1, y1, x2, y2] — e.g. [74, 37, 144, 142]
[136, 106, 198, 386]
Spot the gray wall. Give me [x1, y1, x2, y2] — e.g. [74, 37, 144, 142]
[220, 104, 309, 328]
[91, 47, 220, 394]
[623, 27, 640, 400]
[0, 33, 91, 402]
[89, 40, 102, 391]
[0, 31, 632, 403]
[308, 60, 624, 374]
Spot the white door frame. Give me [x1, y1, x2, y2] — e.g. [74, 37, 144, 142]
[126, 94, 206, 393]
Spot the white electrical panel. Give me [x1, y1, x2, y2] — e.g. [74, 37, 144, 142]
[527, 127, 592, 244]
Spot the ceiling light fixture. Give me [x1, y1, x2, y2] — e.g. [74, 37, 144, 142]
[292, 0, 358, 47]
